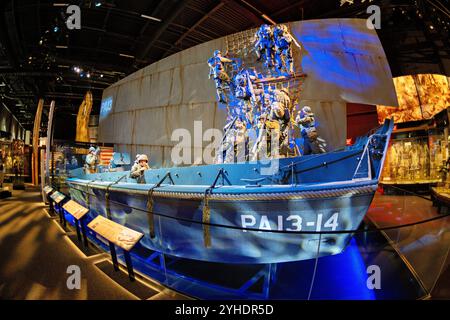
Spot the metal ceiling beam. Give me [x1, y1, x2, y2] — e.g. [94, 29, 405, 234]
[161, 2, 226, 58]
[170, 22, 220, 39]
[228, 0, 266, 25]
[137, 0, 190, 62]
[174, 2, 225, 47]
[272, 0, 308, 19]
[136, 0, 168, 38]
[234, 0, 275, 25]
[185, 5, 240, 32]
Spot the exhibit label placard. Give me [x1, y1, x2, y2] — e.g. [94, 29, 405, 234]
[43, 185, 53, 195]
[50, 191, 66, 204]
[63, 200, 89, 220]
[87, 215, 143, 251]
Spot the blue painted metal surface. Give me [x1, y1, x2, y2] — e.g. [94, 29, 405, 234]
[66, 120, 393, 265]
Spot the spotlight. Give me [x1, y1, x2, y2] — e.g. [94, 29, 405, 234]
[86, 73, 91, 78]
[95, 1, 102, 7]
[53, 26, 59, 33]
[100, 74, 104, 78]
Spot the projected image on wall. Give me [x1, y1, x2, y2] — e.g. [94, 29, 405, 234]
[100, 96, 113, 121]
[377, 74, 450, 124]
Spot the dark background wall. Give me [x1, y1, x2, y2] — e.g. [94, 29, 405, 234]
[346, 103, 379, 141]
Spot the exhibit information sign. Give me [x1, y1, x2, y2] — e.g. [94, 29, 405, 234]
[50, 191, 66, 204]
[43, 186, 53, 195]
[88, 215, 143, 251]
[63, 200, 89, 220]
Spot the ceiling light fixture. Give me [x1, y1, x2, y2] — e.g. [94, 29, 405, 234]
[140, 14, 162, 22]
[119, 53, 135, 58]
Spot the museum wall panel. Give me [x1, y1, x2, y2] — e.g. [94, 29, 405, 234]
[99, 19, 397, 168]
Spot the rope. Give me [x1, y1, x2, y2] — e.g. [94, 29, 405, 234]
[68, 180, 377, 201]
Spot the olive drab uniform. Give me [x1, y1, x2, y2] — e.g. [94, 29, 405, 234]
[85, 151, 99, 174]
[208, 50, 233, 104]
[130, 162, 150, 184]
[254, 24, 275, 69]
[273, 25, 301, 74]
[295, 107, 327, 155]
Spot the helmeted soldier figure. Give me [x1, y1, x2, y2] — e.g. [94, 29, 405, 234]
[295, 106, 327, 155]
[273, 24, 301, 74]
[234, 69, 257, 126]
[84, 146, 99, 174]
[269, 88, 292, 156]
[221, 118, 248, 164]
[130, 154, 150, 184]
[208, 50, 233, 104]
[254, 24, 275, 69]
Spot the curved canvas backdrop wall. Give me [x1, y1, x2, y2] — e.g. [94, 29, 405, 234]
[99, 18, 398, 168]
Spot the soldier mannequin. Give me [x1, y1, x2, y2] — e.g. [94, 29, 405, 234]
[254, 24, 275, 68]
[130, 154, 150, 184]
[273, 24, 301, 74]
[208, 50, 233, 104]
[295, 106, 327, 155]
[85, 147, 100, 174]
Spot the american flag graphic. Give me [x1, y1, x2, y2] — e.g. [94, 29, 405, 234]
[99, 147, 114, 166]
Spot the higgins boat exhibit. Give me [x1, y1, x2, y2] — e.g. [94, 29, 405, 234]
[3, 1, 449, 301]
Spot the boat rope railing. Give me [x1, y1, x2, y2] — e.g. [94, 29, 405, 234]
[147, 171, 175, 239]
[68, 184, 450, 236]
[105, 174, 128, 220]
[203, 168, 225, 248]
[84, 179, 98, 211]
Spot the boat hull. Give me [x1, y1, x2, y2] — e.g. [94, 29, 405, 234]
[68, 181, 376, 264]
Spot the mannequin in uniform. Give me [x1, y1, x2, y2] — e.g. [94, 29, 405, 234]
[130, 154, 150, 184]
[295, 106, 327, 155]
[85, 147, 100, 174]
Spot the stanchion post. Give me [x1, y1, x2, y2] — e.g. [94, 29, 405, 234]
[48, 195, 54, 215]
[58, 205, 63, 224]
[109, 241, 119, 271]
[80, 217, 89, 248]
[123, 250, 135, 281]
[75, 218, 82, 242]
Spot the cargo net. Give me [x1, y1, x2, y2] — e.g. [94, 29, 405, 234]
[210, 24, 309, 162]
[222, 24, 306, 117]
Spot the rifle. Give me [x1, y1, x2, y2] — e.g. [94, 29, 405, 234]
[221, 117, 238, 145]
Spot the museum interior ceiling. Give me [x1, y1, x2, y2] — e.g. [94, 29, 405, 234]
[0, 0, 449, 136]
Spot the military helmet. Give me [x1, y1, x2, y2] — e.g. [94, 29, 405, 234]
[302, 106, 313, 115]
[138, 154, 148, 162]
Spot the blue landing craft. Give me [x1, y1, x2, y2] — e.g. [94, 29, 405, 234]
[67, 120, 393, 264]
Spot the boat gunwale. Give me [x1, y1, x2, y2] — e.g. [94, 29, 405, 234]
[66, 178, 378, 201]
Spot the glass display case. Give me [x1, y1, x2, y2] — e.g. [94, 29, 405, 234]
[381, 109, 450, 186]
[381, 132, 446, 184]
[0, 139, 29, 185]
[47, 140, 115, 193]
